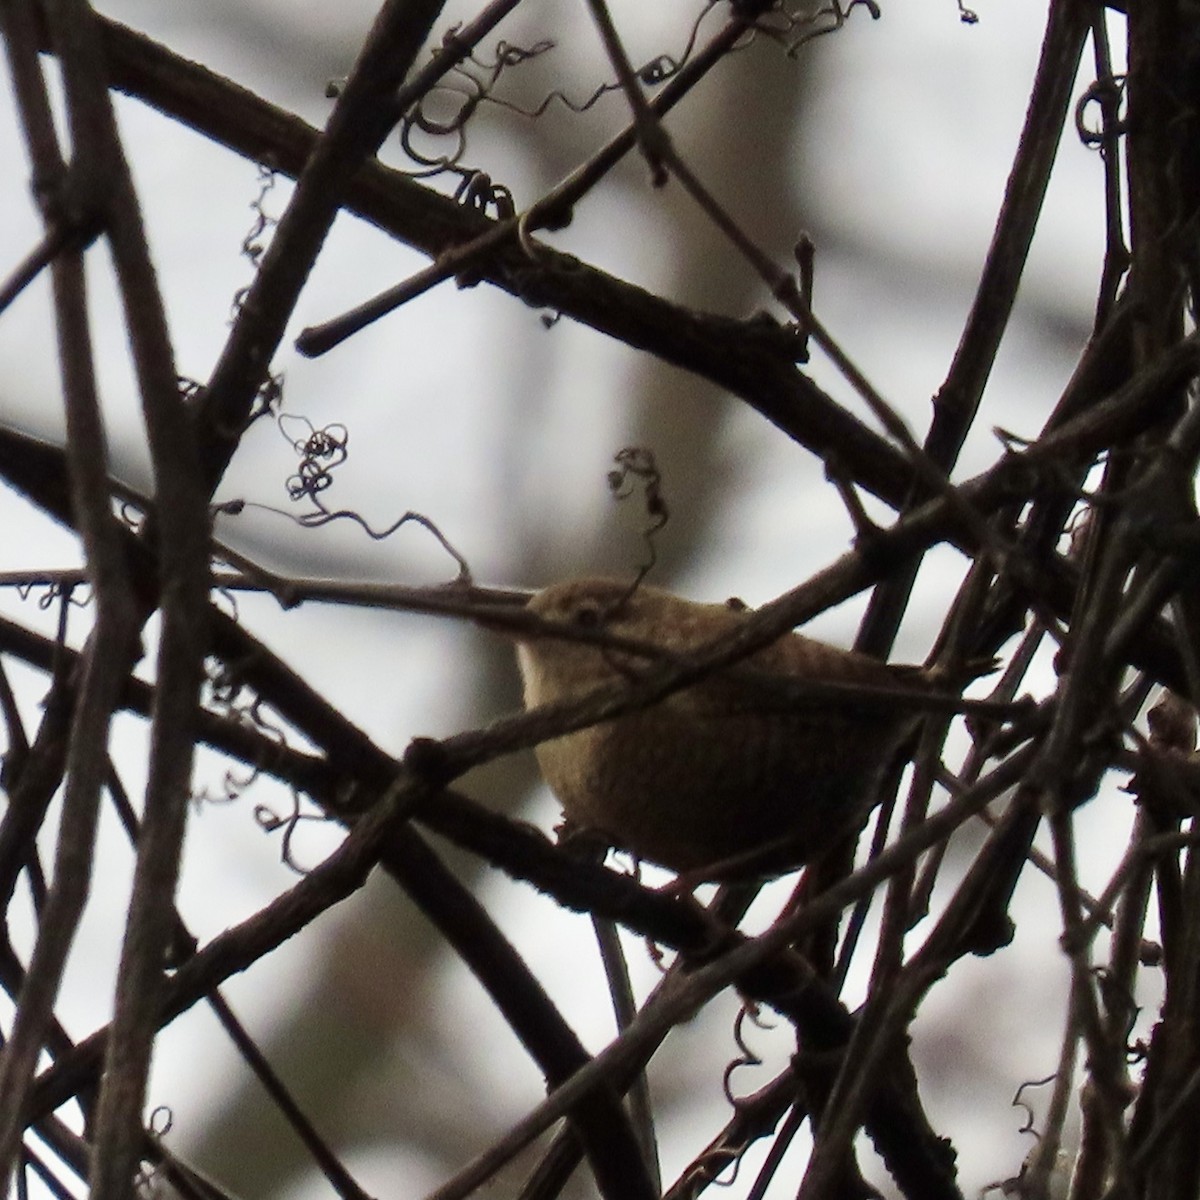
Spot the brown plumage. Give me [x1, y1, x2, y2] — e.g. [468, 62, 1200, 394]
[513, 577, 930, 879]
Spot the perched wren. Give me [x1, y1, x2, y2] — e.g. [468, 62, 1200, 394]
[512, 576, 933, 880]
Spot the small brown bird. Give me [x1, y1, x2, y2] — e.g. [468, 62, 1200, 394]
[512, 576, 933, 880]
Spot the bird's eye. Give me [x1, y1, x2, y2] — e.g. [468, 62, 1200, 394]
[572, 602, 605, 629]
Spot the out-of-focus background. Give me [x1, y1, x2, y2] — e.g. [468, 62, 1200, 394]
[0, 2, 1138, 1196]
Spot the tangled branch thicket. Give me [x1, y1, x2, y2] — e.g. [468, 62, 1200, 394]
[0, 0, 1199, 1198]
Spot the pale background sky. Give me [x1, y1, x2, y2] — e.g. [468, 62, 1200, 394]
[0, 2, 1142, 1197]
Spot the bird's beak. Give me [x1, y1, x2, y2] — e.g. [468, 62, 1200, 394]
[472, 602, 536, 641]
